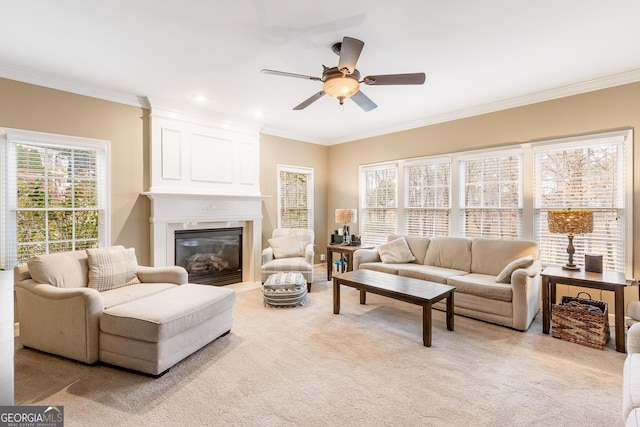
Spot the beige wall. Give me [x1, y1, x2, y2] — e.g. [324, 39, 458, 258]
[326, 81, 640, 309]
[0, 78, 151, 264]
[3, 76, 639, 313]
[259, 134, 329, 259]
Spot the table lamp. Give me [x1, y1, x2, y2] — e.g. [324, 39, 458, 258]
[335, 209, 357, 245]
[547, 208, 593, 270]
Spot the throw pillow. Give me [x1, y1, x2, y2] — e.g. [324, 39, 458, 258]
[495, 256, 534, 283]
[87, 246, 141, 292]
[269, 235, 302, 259]
[378, 237, 416, 264]
[27, 250, 89, 288]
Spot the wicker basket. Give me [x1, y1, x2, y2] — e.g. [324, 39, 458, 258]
[551, 292, 610, 349]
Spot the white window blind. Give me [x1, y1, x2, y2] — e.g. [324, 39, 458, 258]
[277, 165, 313, 229]
[1, 129, 109, 268]
[461, 153, 522, 239]
[360, 164, 397, 245]
[404, 161, 450, 236]
[534, 132, 629, 274]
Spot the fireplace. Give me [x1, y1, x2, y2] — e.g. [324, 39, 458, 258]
[143, 104, 262, 284]
[143, 192, 263, 284]
[175, 227, 242, 286]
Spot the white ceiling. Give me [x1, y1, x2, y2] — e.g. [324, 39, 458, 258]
[2, 1, 640, 145]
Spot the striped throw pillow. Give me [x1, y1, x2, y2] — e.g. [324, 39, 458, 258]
[87, 246, 141, 292]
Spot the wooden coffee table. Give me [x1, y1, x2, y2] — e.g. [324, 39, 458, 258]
[333, 269, 455, 347]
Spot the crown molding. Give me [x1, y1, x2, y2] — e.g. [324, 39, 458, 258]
[325, 68, 640, 145]
[0, 63, 145, 108]
[259, 127, 328, 146]
[3, 61, 639, 146]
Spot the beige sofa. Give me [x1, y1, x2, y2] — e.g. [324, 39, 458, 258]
[14, 246, 236, 375]
[353, 235, 541, 331]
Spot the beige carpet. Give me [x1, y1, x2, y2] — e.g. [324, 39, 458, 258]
[14, 272, 626, 426]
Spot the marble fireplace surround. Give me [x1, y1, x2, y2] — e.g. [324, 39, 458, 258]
[143, 192, 263, 283]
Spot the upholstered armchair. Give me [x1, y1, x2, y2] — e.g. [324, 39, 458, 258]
[261, 228, 314, 289]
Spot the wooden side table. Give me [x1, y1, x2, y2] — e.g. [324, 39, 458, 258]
[326, 245, 373, 280]
[541, 265, 627, 353]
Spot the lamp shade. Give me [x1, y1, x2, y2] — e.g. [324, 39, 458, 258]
[335, 209, 357, 224]
[548, 209, 593, 235]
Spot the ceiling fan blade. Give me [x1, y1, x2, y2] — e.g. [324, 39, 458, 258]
[351, 90, 377, 112]
[261, 69, 322, 81]
[363, 73, 426, 85]
[337, 37, 364, 75]
[293, 91, 325, 110]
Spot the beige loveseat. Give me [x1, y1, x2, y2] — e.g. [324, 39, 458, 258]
[14, 246, 236, 375]
[353, 235, 541, 331]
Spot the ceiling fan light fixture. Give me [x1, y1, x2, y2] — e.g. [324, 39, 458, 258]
[323, 75, 360, 100]
[261, 36, 424, 112]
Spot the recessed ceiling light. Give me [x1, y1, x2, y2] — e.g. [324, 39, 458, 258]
[252, 109, 264, 117]
[192, 94, 208, 103]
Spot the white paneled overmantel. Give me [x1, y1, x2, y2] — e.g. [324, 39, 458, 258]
[149, 106, 261, 196]
[144, 105, 264, 283]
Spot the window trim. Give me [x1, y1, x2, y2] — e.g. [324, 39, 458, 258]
[1, 128, 111, 268]
[459, 150, 523, 239]
[359, 162, 398, 245]
[276, 164, 314, 229]
[531, 129, 632, 277]
[403, 156, 452, 237]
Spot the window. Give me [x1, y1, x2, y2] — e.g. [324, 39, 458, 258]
[358, 129, 632, 276]
[1, 129, 110, 269]
[461, 153, 521, 239]
[534, 131, 630, 275]
[360, 163, 397, 245]
[405, 160, 450, 236]
[277, 164, 313, 229]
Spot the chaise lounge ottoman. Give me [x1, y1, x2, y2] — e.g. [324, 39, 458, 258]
[99, 283, 235, 376]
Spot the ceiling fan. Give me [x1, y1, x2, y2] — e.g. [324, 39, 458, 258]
[261, 36, 426, 112]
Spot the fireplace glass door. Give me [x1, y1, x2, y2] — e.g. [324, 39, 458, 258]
[174, 227, 242, 286]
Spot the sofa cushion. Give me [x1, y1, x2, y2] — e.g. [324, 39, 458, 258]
[624, 354, 640, 423]
[388, 234, 430, 265]
[378, 237, 416, 264]
[626, 408, 640, 427]
[398, 265, 468, 284]
[629, 303, 640, 330]
[358, 263, 402, 275]
[27, 250, 89, 288]
[100, 283, 236, 343]
[495, 256, 534, 283]
[87, 246, 141, 292]
[269, 235, 302, 258]
[423, 237, 472, 272]
[447, 273, 513, 302]
[471, 238, 538, 276]
[101, 283, 178, 309]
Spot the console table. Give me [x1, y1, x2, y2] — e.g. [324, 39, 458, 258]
[541, 266, 627, 353]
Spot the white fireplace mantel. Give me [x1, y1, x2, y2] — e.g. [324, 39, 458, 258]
[143, 192, 264, 283]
